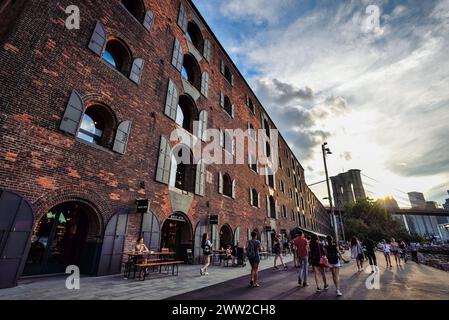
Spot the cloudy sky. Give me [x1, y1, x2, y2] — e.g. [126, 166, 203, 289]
[193, 0, 449, 207]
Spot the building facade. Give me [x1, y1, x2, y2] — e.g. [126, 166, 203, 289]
[0, 0, 332, 287]
[407, 192, 426, 209]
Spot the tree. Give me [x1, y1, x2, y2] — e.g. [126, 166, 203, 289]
[343, 198, 411, 243]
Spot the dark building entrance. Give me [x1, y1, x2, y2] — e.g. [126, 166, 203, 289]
[23, 201, 101, 276]
[219, 224, 233, 249]
[161, 212, 192, 263]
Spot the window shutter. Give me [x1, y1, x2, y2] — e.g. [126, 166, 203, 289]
[275, 200, 279, 220]
[249, 188, 253, 206]
[203, 39, 211, 62]
[113, 120, 132, 154]
[266, 196, 270, 218]
[130, 58, 144, 84]
[198, 110, 208, 141]
[231, 74, 234, 86]
[155, 135, 172, 184]
[231, 138, 235, 155]
[231, 104, 235, 118]
[219, 129, 224, 147]
[88, 21, 106, 56]
[246, 95, 249, 107]
[171, 38, 184, 72]
[265, 167, 269, 185]
[164, 79, 179, 121]
[220, 91, 224, 108]
[234, 227, 240, 246]
[218, 171, 223, 194]
[195, 162, 206, 196]
[59, 90, 85, 135]
[177, 3, 188, 32]
[232, 179, 236, 199]
[257, 192, 261, 208]
[143, 10, 154, 31]
[256, 160, 259, 174]
[273, 173, 276, 190]
[220, 60, 225, 74]
[201, 72, 209, 98]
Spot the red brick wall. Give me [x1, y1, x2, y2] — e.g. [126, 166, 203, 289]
[0, 0, 332, 266]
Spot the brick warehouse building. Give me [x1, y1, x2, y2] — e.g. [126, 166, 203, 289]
[0, 0, 332, 287]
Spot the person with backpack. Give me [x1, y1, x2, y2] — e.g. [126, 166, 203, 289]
[247, 230, 261, 287]
[200, 233, 213, 275]
[326, 235, 347, 296]
[273, 234, 287, 270]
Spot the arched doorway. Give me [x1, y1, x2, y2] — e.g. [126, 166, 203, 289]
[23, 201, 101, 276]
[161, 212, 193, 263]
[219, 224, 233, 249]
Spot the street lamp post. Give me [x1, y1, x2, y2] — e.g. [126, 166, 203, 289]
[322, 142, 339, 241]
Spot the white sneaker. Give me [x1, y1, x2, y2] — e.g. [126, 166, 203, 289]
[200, 268, 203, 275]
[205, 272, 209, 275]
[336, 290, 342, 296]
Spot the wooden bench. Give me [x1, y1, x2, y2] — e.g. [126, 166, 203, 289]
[136, 260, 184, 280]
[123, 258, 161, 279]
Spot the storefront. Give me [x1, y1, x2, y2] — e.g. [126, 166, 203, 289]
[160, 212, 193, 262]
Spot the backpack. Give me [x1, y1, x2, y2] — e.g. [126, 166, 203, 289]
[327, 245, 339, 264]
[246, 240, 256, 259]
[202, 241, 211, 255]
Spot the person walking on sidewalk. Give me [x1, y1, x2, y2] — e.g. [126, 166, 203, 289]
[350, 236, 364, 272]
[382, 239, 392, 268]
[247, 231, 261, 287]
[362, 235, 377, 273]
[410, 242, 418, 263]
[200, 233, 213, 275]
[325, 235, 347, 297]
[273, 234, 287, 270]
[292, 231, 309, 286]
[390, 237, 402, 267]
[309, 233, 328, 293]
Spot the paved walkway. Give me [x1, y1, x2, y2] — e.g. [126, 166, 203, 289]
[169, 252, 449, 300]
[0, 255, 293, 300]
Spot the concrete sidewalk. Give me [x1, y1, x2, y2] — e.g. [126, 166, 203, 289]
[0, 254, 293, 300]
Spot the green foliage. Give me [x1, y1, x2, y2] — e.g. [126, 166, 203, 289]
[343, 198, 411, 242]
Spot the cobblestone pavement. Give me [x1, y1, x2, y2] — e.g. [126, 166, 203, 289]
[0, 255, 293, 300]
[169, 252, 449, 300]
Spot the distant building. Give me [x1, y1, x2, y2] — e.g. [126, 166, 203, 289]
[425, 201, 438, 210]
[331, 169, 366, 208]
[408, 192, 426, 209]
[443, 190, 449, 210]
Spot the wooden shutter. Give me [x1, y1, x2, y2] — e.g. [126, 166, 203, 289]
[232, 179, 236, 199]
[113, 120, 132, 154]
[195, 162, 206, 196]
[266, 195, 270, 218]
[219, 129, 224, 147]
[231, 74, 234, 86]
[201, 72, 209, 98]
[249, 188, 253, 205]
[171, 38, 184, 72]
[177, 3, 188, 32]
[218, 171, 223, 194]
[155, 135, 172, 184]
[203, 39, 211, 62]
[231, 138, 235, 155]
[88, 21, 106, 56]
[130, 58, 144, 84]
[220, 60, 225, 74]
[231, 104, 235, 118]
[219, 91, 224, 108]
[246, 95, 250, 106]
[275, 200, 279, 219]
[143, 10, 154, 31]
[59, 90, 85, 135]
[142, 211, 161, 252]
[234, 227, 240, 246]
[164, 79, 179, 121]
[257, 192, 261, 208]
[198, 110, 208, 141]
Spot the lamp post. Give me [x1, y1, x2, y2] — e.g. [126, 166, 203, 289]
[322, 142, 339, 241]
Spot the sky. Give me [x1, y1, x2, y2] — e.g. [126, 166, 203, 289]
[192, 0, 449, 208]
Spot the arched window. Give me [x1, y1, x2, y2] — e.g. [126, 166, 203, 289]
[176, 95, 198, 133]
[249, 154, 257, 172]
[181, 54, 201, 91]
[282, 205, 287, 218]
[77, 104, 116, 148]
[268, 173, 274, 189]
[269, 196, 276, 219]
[248, 123, 256, 141]
[103, 39, 132, 76]
[265, 141, 271, 158]
[121, 0, 145, 22]
[263, 119, 270, 138]
[223, 173, 233, 197]
[169, 145, 196, 192]
[224, 65, 232, 84]
[247, 97, 255, 114]
[251, 189, 259, 207]
[186, 21, 203, 52]
[224, 96, 232, 117]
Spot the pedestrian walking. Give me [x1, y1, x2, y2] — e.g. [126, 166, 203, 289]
[350, 236, 364, 272]
[325, 235, 347, 296]
[200, 233, 213, 275]
[273, 234, 287, 270]
[410, 242, 418, 263]
[291, 240, 299, 267]
[399, 240, 407, 263]
[309, 233, 328, 293]
[362, 235, 377, 273]
[382, 239, 392, 268]
[390, 238, 402, 267]
[292, 230, 309, 286]
[247, 230, 261, 287]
